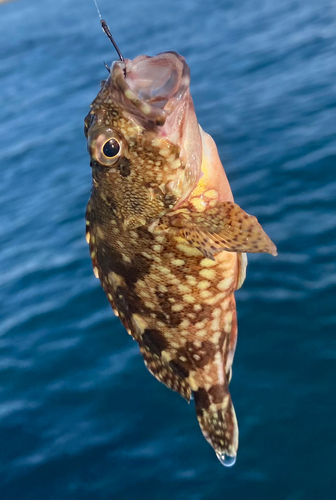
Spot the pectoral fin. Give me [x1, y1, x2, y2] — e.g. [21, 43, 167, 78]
[179, 201, 277, 259]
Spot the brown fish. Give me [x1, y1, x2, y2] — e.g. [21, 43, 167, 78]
[84, 50, 276, 466]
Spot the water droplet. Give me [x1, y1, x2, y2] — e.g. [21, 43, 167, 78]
[216, 451, 236, 467]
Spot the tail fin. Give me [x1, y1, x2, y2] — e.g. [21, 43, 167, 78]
[193, 383, 238, 465]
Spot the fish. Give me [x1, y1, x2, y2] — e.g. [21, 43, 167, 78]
[84, 46, 277, 466]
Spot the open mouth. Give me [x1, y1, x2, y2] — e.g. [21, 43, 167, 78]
[111, 52, 190, 125]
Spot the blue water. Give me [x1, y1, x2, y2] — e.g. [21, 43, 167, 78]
[0, 0, 335, 498]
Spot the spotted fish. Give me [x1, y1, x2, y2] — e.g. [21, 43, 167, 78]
[84, 50, 276, 466]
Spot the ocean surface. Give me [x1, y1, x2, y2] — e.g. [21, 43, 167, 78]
[0, 0, 335, 498]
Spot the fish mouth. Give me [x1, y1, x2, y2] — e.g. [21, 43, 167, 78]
[111, 52, 190, 126]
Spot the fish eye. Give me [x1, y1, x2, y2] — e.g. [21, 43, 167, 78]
[103, 138, 120, 158]
[88, 127, 123, 167]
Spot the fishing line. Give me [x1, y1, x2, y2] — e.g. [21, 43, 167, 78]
[93, 0, 102, 20]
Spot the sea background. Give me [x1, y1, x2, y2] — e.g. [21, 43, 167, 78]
[0, 0, 335, 498]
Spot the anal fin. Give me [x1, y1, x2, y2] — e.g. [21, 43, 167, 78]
[140, 344, 192, 402]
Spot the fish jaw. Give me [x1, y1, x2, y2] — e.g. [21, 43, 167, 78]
[108, 52, 203, 202]
[111, 52, 190, 126]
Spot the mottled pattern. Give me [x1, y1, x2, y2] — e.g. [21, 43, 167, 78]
[87, 201, 240, 453]
[85, 52, 276, 462]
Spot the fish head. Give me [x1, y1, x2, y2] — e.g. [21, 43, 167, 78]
[85, 52, 202, 228]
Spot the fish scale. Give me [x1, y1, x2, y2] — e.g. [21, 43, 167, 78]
[85, 50, 276, 465]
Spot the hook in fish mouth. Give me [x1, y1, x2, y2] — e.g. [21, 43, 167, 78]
[111, 52, 191, 126]
[93, 13, 190, 127]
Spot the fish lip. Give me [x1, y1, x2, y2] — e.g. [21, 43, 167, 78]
[111, 52, 190, 126]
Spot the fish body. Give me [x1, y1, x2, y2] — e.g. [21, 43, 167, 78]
[85, 52, 276, 464]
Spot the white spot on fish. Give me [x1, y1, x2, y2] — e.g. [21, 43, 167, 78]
[200, 258, 217, 268]
[197, 280, 211, 290]
[132, 314, 148, 333]
[183, 294, 196, 304]
[224, 311, 233, 332]
[217, 277, 233, 291]
[171, 259, 185, 266]
[93, 266, 99, 279]
[171, 303, 184, 312]
[176, 244, 203, 257]
[199, 268, 216, 280]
